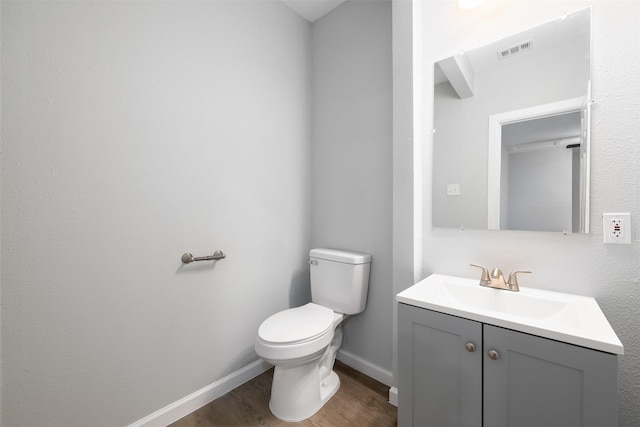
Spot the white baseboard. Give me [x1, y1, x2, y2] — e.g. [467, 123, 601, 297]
[336, 349, 393, 387]
[126, 359, 272, 427]
[388, 386, 398, 407]
[129, 352, 392, 426]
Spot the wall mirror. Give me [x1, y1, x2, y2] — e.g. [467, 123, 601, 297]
[432, 8, 591, 233]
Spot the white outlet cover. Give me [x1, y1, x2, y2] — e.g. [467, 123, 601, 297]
[603, 213, 632, 244]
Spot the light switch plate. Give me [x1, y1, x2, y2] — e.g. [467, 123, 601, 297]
[446, 183, 460, 196]
[603, 213, 632, 244]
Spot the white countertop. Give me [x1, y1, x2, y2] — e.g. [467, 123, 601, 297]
[397, 274, 624, 355]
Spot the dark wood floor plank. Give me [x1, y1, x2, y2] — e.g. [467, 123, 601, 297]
[170, 361, 397, 426]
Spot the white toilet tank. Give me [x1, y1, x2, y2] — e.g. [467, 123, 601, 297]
[309, 248, 372, 315]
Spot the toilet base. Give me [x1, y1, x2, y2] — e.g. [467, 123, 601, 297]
[269, 364, 340, 422]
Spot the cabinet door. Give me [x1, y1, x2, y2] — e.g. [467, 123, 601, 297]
[483, 325, 618, 427]
[398, 304, 482, 427]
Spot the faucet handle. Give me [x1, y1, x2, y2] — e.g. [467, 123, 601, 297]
[470, 264, 491, 287]
[507, 270, 531, 292]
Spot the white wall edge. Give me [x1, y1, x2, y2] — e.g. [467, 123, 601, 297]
[337, 349, 393, 387]
[126, 359, 272, 427]
[388, 386, 398, 407]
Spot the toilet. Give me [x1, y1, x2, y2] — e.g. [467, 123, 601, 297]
[255, 248, 372, 422]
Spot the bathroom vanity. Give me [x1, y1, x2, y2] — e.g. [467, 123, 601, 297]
[396, 274, 623, 427]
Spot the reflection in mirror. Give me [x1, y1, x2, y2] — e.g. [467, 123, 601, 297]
[487, 96, 589, 232]
[432, 8, 591, 233]
[498, 110, 583, 232]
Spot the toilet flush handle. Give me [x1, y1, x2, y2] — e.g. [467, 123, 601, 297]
[309, 260, 318, 265]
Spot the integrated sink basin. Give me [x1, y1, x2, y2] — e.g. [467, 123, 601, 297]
[397, 274, 623, 354]
[437, 279, 570, 321]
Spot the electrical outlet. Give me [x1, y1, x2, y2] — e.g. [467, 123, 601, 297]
[603, 213, 632, 244]
[446, 184, 460, 196]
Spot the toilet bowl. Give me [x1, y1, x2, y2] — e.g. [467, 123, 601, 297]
[255, 303, 345, 422]
[255, 248, 371, 422]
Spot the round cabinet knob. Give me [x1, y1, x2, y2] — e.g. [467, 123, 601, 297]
[465, 343, 476, 353]
[488, 350, 500, 360]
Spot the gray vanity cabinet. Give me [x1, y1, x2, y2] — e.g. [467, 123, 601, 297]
[398, 303, 618, 427]
[398, 303, 483, 427]
[483, 324, 618, 427]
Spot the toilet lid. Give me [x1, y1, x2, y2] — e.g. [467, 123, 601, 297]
[258, 303, 334, 345]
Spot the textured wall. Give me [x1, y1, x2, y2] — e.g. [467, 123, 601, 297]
[403, 1, 640, 425]
[311, 0, 393, 383]
[1, 2, 311, 425]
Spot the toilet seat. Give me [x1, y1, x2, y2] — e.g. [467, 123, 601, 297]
[258, 303, 334, 344]
[256, 303, 336, 361]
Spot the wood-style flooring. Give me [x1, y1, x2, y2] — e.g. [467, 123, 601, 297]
[169, 361, 397, 426]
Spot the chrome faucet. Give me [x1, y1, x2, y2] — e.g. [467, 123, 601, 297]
[470, 264, 531, 292]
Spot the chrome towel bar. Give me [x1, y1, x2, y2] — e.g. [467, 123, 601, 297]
[181, 250, 226, 264]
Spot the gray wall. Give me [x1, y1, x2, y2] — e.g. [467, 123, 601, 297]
[392, 0, 639, 425]
[506, 148, 573, 231]
[1, 1, 311, 426]
[311, 0, 393, 383]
